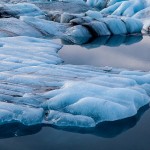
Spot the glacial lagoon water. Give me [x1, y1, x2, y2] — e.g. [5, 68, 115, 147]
[60, 35, 150, 71]
[0, 35, 150, 150]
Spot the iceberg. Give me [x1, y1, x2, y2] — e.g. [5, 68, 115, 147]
[43, 76, 150, 127]
[0, 36, 149, 128]
[0, 0, 149, 129]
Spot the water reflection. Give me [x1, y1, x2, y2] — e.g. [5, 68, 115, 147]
[0, 123, 42, 139]
[51, 105, 149, 138]
[0, 105, 149, 139]
[59, 35, 150, 71]
[61, 35, 143, 47]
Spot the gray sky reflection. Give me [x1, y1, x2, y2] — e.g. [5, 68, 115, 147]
[59, 35, 150, 71]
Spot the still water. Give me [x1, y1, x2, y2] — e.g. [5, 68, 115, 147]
[0, 106, 150, 150]
[59, 35, 150, 71]
[0, 35, 150, 150]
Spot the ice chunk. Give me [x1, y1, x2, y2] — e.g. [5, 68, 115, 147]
[0, 102, 44, 125]
[122, 17, 143, 33]
[20, 16, 68, 36]
[133, 6, 150, 19]
[107, 0, 127, 7]
[0, 36, 62, 66]
[60, 13, 84, 23]
[56, 0, 85, 4]
[0, 36, 149, 128]
[34, 1, 90, 14]
[0, 3, 44, 17]
[83, 21, 111, 36]
[61, 13, 76, 23]
[0, 18, 43, 37]
[70, 16, 93, 25]
[43, 80, 150, 127]
[45, 110, 95, 127]
[85, 10, 103, 20]
[65, 25, 92, 44]
[98, 17, 127, 34]
[86, 0, 107, 9]
[100, 0, 146, 17]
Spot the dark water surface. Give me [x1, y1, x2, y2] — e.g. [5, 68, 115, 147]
[0, 35, 150, 150]
[0, 105, 150, 150]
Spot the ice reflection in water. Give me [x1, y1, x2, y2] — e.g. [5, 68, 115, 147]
[59, 35, 150, 71]
[0, 104, 149, 139]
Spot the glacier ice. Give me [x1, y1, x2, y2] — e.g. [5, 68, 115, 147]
[65, 25, 92, 44]
[0, 1, 146, 40]
[0, 102, 44, 125]
[20, 16, 68, 37]
[42, 77, 150, 127]
[0, 3, 44, 17]
[86, 0, 107, 9]
[34, 1, 91, 13]
[0, 36, 149, 128]
[0, 0, 149, 129]
[100, 0, 145, 17]
[121, 17, 143, 33]
[133, 6, 150, 19]
[0, 18, 43, 37]
[45, 110, 96, 127]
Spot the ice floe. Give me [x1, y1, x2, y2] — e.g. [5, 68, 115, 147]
[42, 74, 150, 127]
[0, 36, 149, 128]
[0, 0, 149, 129]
